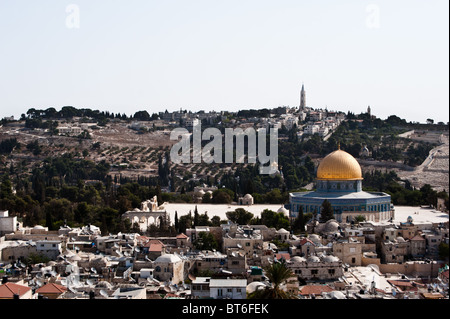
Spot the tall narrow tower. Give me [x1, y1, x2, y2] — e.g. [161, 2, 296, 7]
[300, 84, 306, 109]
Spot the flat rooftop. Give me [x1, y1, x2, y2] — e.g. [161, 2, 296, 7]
[377, 206, 448, 225]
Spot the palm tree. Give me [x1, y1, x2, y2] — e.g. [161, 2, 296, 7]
[248, 260, 297, 299]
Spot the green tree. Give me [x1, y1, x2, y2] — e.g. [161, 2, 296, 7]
[257, 209, 290, 230]
[226, 208, 254, 225]
[438, 242, 449, 261]
[354, 215, 366, 224]
[212, 189, 233, 204]
[320, 199, 334, 223]
[292, 206, 305, 233]
[174, 211, 179, 233]
[248, 261, 296, 299]
[193, 205, 199, 226]
[193, 231, 218, 251]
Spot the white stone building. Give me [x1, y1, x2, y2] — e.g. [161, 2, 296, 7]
[209, 278, 247, 299]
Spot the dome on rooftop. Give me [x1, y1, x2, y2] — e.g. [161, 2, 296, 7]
[246, 282, 267, 294]
[317, 148, 363, 181]
[323, 220, 340, 233]
[291, 256, 307, 263]
[307, 255, 321, 263]
[276, 228, 289, 234]
[154, 254, 182, 263]
[323, 255, 339, 263]
[277, 206, 289, 215]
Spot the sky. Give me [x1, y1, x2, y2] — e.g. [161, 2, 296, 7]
[0, 0, 448, 123]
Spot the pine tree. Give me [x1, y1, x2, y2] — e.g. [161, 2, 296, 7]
[292, 205, 304, 233]
[320, 199, 334, 222]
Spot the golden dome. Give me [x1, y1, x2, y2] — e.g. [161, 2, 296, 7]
[316, 147, 363, 180]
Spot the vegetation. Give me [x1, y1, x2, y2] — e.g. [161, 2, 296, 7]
[247, 261, 296, 299]
[193, 231, 219, 251]
[319, 200, 334, 223]
[0, 106, 447, 236]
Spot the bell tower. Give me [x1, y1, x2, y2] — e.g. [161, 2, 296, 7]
[300, 84, 306, 109]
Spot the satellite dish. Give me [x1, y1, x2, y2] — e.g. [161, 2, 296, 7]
[69, 286, 78, 294]
[91, 267, 97, 274]
[86, 279, 95, 287]
[100, 290, 109, 298]
[113, 243, 119, 248]
[72, 277, 82, 288]
[134, 247, 140, 253]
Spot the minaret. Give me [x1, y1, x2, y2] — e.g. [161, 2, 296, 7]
[300, 84, 306, 109]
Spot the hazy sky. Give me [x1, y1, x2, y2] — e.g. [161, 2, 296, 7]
[0, 0, 448, 123]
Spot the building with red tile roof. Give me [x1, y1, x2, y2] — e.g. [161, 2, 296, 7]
[299, 284, 334, 297]
[36, 283, 67, 299]
[0, 282, 33, 299]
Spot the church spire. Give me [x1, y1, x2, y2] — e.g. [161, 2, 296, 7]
[300, 83, 306, 109]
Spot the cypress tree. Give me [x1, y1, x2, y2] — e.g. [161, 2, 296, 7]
[320, 199, 334, 222]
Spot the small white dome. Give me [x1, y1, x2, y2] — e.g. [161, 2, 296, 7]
[154, 254, 182, 263]
[246, 282, 266, 294]
[323, 220, 339, 233]
[309, 234, 322, 244]
[277, 206, 289, 215]
[276, 228, 289, 234]
[323, 255, 339, 263]
[291, 256, 306, 263]
[307, 255, 321, 263]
